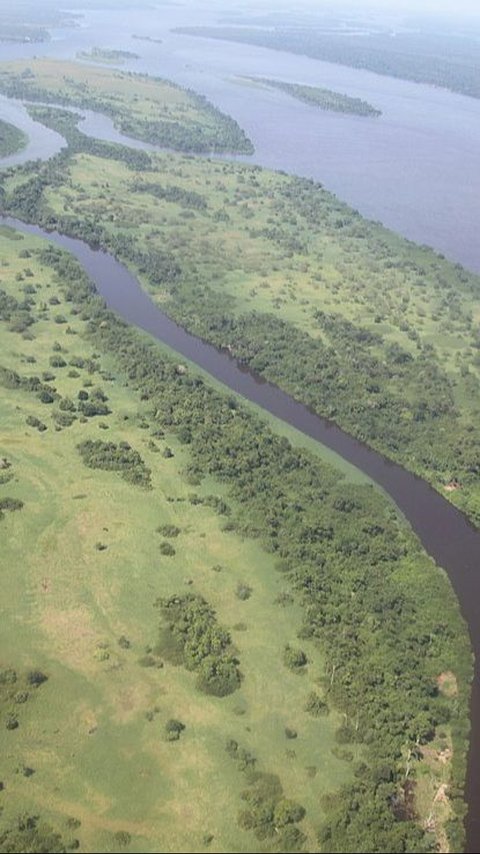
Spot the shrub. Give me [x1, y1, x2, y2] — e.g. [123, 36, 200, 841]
[5, 714, 19, 730]
[159, 541, 176, 556]
[304, 692, 328, 717]
[165, 718, 185, 741]
[283, 645, 307, 671]
[236, 583, 252, 601]
[27, 670, 48, 687]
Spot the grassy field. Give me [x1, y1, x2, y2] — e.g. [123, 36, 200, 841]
[0, 59, 253, 154]
[0, 229, 364, 852]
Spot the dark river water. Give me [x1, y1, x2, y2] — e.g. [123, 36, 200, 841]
[1, 3, 480, 848]
[2, 214, 479, 851]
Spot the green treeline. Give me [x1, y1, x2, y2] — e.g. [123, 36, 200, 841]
[175, 26, 480, 99]
[250, 77, 381, 117]
[0, 119, 27, 158]
[77, 47, 140, 64]
[77, 439, 151, 488]
[38, 241, 471, 852]
[27, 105, 152, 170]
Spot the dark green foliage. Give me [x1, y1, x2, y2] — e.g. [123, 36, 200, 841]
[25, 106, 152, 171]
[49, 355, 67, 368]
[164, 718, 185, 741]
[159, 541, 176, 556]
[236, 582, 252, 601]
[5, 713, 19, 730]
[156, 594, 241, 697]
[304, 692, 329, 717]
[77, 439, 151, 487]
[26, 415, 47, 431]
[283, 645, 307, 671]
[77, 399, 110, 417]
[0, 497, 23, 512]
[254, 78, 381, 116]
[157, 524, 181, 537]
[0, 814, 69, 853]
[0, 496, 24, 522]
[0, 287, 35, 334]
[238, 772, 306, 849]
[27, 670, 48, 687]
[131, 180, 207, 210]
[52, 410, 76, 427]
[0, 118, 27, 157]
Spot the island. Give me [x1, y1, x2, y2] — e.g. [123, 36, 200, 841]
[77, 47, 140, 65]
[240, 76, 382, 117]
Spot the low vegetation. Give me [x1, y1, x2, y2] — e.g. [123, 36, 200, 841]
[77, 47, 140, 65]
[0, 119, 27, 158]
[243, 77, 381, 117]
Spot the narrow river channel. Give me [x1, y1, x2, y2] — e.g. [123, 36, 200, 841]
[1, 214, 479, 851]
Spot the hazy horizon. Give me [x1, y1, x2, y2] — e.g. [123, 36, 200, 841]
[203, 0, 480, 22]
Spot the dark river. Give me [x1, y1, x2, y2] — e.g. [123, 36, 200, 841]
[2, 214, 479, 851]
[1, 3, 480, 848]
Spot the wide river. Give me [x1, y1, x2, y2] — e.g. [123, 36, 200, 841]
[1, 4, 480, 849]
[2, 4, 480, 272]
